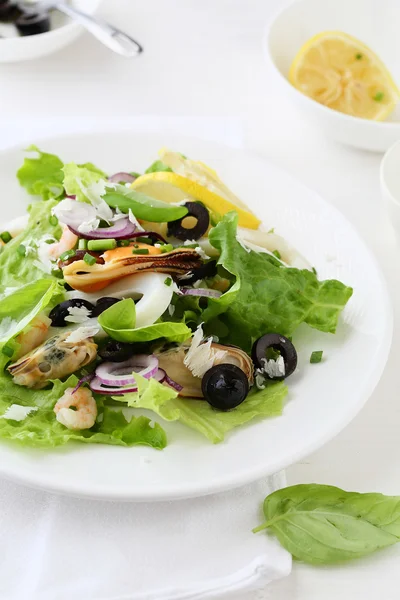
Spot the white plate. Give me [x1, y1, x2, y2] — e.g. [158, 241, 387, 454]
[0, 131, 392, 500]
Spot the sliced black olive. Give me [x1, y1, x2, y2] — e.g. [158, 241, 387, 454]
[49, 299, 95, 328]
[99, 341, 134, 362]
[251, 333, 297, 380]
[178, 260, 217, 285]
[16, 11, 50, 36]
[202, 364, 249, 411]
[91, 297, 120, 318]
[167, 202, 209, 241]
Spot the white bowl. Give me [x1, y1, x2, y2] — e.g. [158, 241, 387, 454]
[381, 139, 400, 238]
[265, 0, 400, 152]
[0, 0, 101, 62]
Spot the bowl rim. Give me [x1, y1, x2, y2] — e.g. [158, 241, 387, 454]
[0, 0, 102, 44]
[263, 0, 400, 130]
[380, 138, 400, 205]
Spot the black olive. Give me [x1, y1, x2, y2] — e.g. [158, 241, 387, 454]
[16, 11, 50, 36]
[251, 333, 297, 380]
[98, 341, 134, 362]
[167, 202, 209, 241]
[91, 297, 120, 318]
[49, 299, 95, 328]
[179, 260, 217, 285]
[201, 364, 249, 411]
[0, 1, 21, 22]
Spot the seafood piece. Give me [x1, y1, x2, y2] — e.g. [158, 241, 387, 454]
[54, 387, 97, 430]
[47, 225, 78, 260]
[15, 314, 51, 358]
[157, 341, 254, 398]
[8, 332, 97, 389]
[62, 247, 202, 292]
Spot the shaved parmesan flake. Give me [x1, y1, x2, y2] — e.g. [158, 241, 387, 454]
[65, 305, 93, 324]
[65, 325, 99, 344]
[1, 404, 38, 421]
[128, 209, 144, 232]
[261, 355, 285, 379]
[195, 246, 210, 260]
[184, 324, 227, 377]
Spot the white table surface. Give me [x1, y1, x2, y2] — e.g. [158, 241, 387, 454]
[1, 0, 400, 598]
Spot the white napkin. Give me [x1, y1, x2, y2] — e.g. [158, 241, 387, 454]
[0, 474, 291, 600]
[0, 116, 291, 599]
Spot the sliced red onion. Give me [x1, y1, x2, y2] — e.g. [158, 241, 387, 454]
[154, 368, 166, 382]
[108, 172, 136, 184]
[66, 195, 76, 200]
[179, 288, 222, 298]
[68, 217, 137, 240]
[90, 376, 138, 396]
[95, 355, 159, 387]
[164, 374, 183, 392]
[72, 372, 94, 394]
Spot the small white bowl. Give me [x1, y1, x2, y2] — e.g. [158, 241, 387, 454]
[0, 0, 101, 62]
[381, 139, 400, 238]
[264, 0, 400, 152]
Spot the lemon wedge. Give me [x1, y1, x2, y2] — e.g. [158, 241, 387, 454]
[132, 151, 260, 229]
[289, 31, 399, 120]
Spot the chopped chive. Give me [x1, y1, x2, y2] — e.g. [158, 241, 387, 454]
[132, 248, 150, 255]
[45, 238, 55, 244]
[310, 350, 323, 364]
[2, 345, 14, 358]
[59, 249, 76, 262]
[51, 267, 64, 279]
[373, 91, 384, 102]
[78, 239, 88, 250]
[272, 250, 281, 259]
[135, 236, 153, 245]
[355, 53, 363, 60]
[83, 253, 97, 266]
[119, 239, 130, 247]
[133, 244, 139, 248]
[17, 244, 26, 257]
[49, 215, 58, 226]
[267, 227, 275, 234]
[164, 277, 172, 287]
[312, 267, 317, 275]
[87, 238, 117, 252]
[160, 243, 174, 253]
[0, 231, 12, 244]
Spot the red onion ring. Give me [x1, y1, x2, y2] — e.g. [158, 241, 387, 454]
[154, 368, 166, 382]
[95, 355, 159, 387]
[72, 372, 94, 394]
[179, 288, 222, 298]
[108, 172, 136, 184]
[90, 376, 137, 395]
[68, 217, 137, 240]
[164, 374, 183, 392]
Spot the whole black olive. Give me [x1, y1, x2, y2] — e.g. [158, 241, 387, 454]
[0, 1, 21, 22]
[49, 299, 95, 328]
[167, 202, 209, 241]
[179, 260, 217, 285]
[99, 341, 134, 362]
[251, 333, 297, 380]
[91, 297, 120, 318]
[15, 12, 50, 36]
[201, 364, 249, 411]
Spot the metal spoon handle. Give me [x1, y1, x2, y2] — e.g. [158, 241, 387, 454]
[54, 2, 143, 57]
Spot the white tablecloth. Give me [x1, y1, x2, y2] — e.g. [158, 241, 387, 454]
[1, 0, 400, 598]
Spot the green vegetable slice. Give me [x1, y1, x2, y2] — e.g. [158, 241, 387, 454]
[102, 184, 188, 222]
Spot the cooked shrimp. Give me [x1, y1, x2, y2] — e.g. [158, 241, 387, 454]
[54, 386, 97, 430]
[15, 314, 51, 358]
[47, 225, 78, 260]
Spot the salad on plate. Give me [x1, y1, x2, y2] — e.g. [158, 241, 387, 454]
[0, 146, 353, 450]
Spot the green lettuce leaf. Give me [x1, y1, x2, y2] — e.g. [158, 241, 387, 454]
[116, 376, 287, 443]
[16, 145, 65, 200]
[204, 212, 353, 350]
[98, 299, 191, 343]
[0, 199, 62, 292]
[0, 374, 166, 449]
[145, 160, 172, 174]
[62, 162, 107, 202]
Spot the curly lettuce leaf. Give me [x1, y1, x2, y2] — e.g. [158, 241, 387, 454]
[16, 145, 65, 200]
[116, 376, 287, 443]
[62, 162, 107, 202]
[204, 213, 353, 351]
[0, 200, 62, 292]
[0, 375, 166, 449]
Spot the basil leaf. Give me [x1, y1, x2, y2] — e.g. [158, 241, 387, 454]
[103, 184, 188, 222]
[98, 298, 136, 334]
[254, 484, 400, 564]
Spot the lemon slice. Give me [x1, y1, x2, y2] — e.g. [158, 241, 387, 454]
[289, 31, 399, 120]
[132, 161, 260, 230]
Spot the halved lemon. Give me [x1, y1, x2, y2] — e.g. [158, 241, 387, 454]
[132, 153, 260, 229]
[289, 31, 399, 120]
